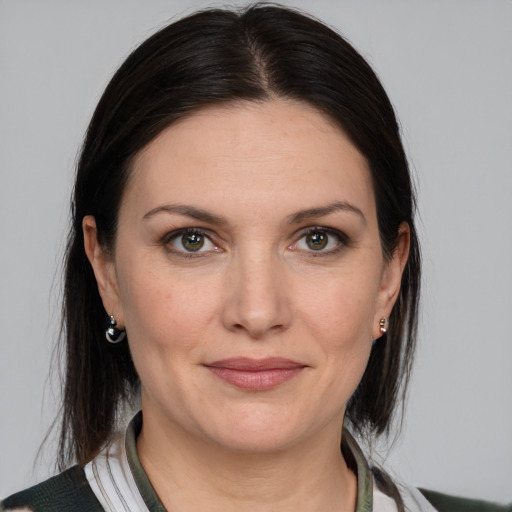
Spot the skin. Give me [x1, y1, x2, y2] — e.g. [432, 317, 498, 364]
[84, 99, 409, 511]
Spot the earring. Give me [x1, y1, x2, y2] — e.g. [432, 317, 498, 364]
[105, 315, 126, 344]
[379, 318, 389, 334]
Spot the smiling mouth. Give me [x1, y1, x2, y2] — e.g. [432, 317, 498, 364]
[204, 357, 307, 391]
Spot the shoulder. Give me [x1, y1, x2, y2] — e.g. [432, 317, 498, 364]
[418, 488, 512, 512]
[1, 465, 104, 512]
[372, 466, 510, 512]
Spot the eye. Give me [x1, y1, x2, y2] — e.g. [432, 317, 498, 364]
[304, 231, 329, 251]
[165, 229, 217, 254]
[292, 227, 345, 254]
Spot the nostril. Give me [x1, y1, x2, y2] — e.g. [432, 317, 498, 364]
[220, 263, 292, 337]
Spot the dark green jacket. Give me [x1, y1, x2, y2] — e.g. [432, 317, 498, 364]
[3, 415, 509, 511]
[3, 465, 509, 511]
[420, 488, 511, 512]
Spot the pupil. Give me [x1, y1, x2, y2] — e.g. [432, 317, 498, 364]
[182, 233, 204, 251]
[307, 232, 327, 250]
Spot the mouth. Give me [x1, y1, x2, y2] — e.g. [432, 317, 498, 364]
[203, 357, 307, 391]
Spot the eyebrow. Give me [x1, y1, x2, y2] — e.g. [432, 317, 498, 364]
[142, 201, 365, 226]
[142, 204, 228, 225]
[286, 202, 366, 225]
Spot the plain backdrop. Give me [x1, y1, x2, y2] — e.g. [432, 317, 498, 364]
[1, 0, 511, 503]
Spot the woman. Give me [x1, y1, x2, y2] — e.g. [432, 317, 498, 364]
[1, 4, 509, 512]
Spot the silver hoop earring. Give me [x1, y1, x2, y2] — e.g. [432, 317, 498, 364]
[106, 315, 126, 344]
[379, 317, 389, 334]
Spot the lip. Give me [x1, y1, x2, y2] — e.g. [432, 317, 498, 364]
[204, 357, 306, 391]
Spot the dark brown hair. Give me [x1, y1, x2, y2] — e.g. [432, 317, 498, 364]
[60, 2, 420, 489]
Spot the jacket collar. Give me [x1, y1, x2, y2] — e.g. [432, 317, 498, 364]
[124, 412, 375, 511]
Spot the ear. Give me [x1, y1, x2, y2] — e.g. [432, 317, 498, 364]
[372, 222, 410, 339]
[82, 215, 125, 327]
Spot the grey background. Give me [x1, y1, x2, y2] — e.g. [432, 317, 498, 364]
[1, 0, 511, 502]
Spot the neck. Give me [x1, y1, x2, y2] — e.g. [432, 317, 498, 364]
[137, 409, 358, 512]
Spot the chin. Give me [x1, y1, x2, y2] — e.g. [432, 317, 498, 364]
[198, 404, 314, 454]
[211, 428, 303, 454]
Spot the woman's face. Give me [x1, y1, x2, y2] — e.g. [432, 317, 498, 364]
[85, 99, 407, 453]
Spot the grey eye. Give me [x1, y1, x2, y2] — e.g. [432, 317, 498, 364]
[182, 233, 205, 252]
[305, 232, 328, 250]
[294, 229, 342, 253]
[168, 230, 216, 253]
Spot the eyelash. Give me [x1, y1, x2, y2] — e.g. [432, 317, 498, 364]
[162, 228, 219, 258]
[161, 226, 349, 258]
[290, 226, 349, 257]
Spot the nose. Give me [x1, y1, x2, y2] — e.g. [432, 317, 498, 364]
[221, 249, 291, 339]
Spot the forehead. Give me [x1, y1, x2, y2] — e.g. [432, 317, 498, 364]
[124, 99, 375, 222]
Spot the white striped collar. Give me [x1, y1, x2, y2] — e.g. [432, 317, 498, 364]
[84, 412, 436, 511]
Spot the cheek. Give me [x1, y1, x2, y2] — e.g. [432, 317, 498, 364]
[117, 264, 223, 413]
[298, 271, 379, 346]
[116, 256, 221, 362]
[295, 271, 379, 395]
